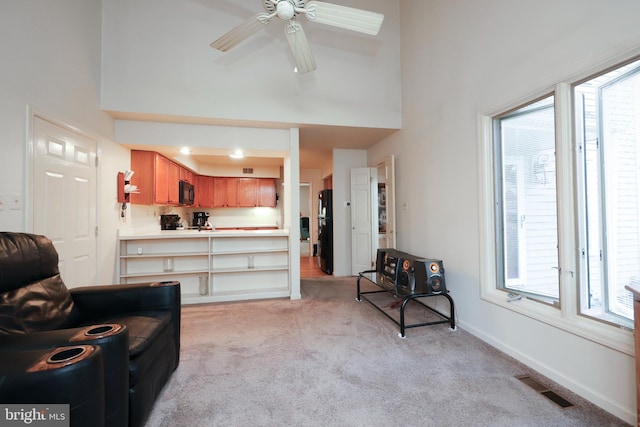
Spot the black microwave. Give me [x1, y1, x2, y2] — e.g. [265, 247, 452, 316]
[179, 180, 194, 205]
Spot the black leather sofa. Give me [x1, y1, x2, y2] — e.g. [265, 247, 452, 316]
[0, 232, 181, 427]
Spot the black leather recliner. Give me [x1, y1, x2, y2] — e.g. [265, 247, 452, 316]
[0, 232, 181, 427]
[0, 344, 106, 426]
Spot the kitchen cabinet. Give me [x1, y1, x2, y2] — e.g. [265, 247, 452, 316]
[234, 178, 276, 207]
[258, 178, 276, 207]
[212, 177, 239, 207]
[130, 150, 180, 205]
[131, 150, 277, 208]
[180, 167, 195, 184]
[161, 156, 180, 205]
[196, 175, 214, 208]
[117, 230, 290, 304]
[238, 178, 258, 207]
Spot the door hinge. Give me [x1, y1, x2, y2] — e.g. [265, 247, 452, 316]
[95, 156, 99, 167]
[95, 226, 99, 237]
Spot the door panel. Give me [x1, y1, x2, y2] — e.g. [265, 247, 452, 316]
[33, 117, 97, 288]
[351, 168, 373, 275]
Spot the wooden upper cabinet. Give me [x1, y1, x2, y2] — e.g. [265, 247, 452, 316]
[212, 177, 228, 207]
[238, 178, 258, 207]
[130, 150, 278, 208]
[179, 167, 195, 184]
[197, 175, 214, 208]
[154, 155, 171, 204]
[129, 150, 155, 205]
[258, 178, 276, 208]
[130, 150, 180, 205]
[226, 178, 239, 207]
[168, 161, 180, 204]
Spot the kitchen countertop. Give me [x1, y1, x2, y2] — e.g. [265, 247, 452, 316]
[118, 228, 290, 239]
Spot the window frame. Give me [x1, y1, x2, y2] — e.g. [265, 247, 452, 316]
[493, 95, 560, 305]
[478, 81, 634, 355]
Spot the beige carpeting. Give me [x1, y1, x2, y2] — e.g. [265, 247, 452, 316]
[145, 277, 628, 426]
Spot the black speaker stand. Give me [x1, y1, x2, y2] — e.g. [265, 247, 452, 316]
[357, 271, 456, 338]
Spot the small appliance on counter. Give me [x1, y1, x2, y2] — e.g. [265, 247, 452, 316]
[192, 212, 209, 228]
[160, 214, 181, 230]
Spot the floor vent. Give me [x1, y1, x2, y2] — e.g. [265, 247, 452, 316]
[515, 375, 575, 408]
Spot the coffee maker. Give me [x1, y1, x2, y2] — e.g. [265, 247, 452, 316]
[192, 212, 209, 228]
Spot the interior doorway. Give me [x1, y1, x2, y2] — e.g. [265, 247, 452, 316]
[299, 182, 312, 257]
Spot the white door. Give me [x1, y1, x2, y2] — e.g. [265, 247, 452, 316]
[32, 116, 98, 288]
[351, 168, 373, 275]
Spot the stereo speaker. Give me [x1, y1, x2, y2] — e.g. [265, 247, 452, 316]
[396, 258, 446, 295]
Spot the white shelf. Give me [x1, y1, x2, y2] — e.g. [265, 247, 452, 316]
[120, 269, 209, 278]
[120, 252, 209, 259]
[210, 248, 288, 256]
[118, 232, 289, 304]
[210, 265, 289, 274]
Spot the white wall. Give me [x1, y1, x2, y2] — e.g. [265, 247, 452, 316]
[332, 149, 367, 276]
[0, 1, 127, 285]
[367, 0, 640, 423]
[100, 0, 401, 131]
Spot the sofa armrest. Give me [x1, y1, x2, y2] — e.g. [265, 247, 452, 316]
[70, 281, 181, 364]
[0, 324, 130, 426]
[0, 345, 106, 425]
[70, 281, 181, 321]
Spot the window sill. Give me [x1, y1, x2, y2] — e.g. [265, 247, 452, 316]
[481, 287, 634, 356]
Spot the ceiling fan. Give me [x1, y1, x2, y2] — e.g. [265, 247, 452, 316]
[210, 0, 384, 74]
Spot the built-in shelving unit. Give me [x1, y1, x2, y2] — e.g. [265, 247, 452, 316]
[118, 231, 290, 304]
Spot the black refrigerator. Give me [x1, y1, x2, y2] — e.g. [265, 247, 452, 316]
[318, 189, 333, 274]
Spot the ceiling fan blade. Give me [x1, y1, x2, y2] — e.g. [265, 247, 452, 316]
[303, 1, 384, 36]
[210, 13, 271, 52]
[285, 20, 317, 74]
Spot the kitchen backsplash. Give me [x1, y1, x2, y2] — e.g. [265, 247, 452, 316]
[127, 204, 282, 231]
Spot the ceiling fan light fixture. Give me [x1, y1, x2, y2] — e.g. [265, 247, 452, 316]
[276, 1, 295, 20]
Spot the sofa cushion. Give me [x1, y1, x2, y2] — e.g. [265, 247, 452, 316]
[0, 273, 80, 334]
[95, 311, 171, 356]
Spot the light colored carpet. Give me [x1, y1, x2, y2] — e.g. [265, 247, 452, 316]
[145, 277, 628, 426]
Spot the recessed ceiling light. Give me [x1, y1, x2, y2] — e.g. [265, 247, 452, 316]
[229, 149, 244, 159]
[180, 147, 191, 154]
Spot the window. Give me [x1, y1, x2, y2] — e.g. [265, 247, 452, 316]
[494, 96, 559, 303]
[575, 60, 640, 325]
[480, 57, 640, 348]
